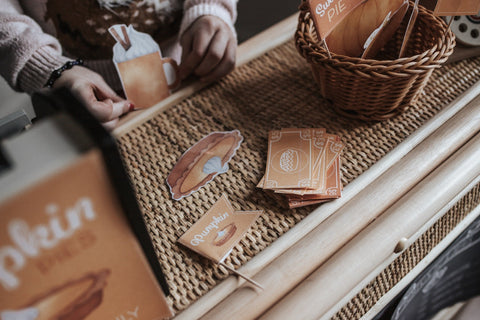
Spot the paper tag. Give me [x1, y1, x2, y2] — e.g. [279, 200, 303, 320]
[308, 0, 365, 39]
[429, 0, 480, 15]
[178, 195, 262, 262]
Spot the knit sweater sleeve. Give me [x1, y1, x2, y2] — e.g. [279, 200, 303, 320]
[0, 0, 69, 94]
[179, 0, 238, 39]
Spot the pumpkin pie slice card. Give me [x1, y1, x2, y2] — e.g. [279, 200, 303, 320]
[264, 128, 313, 189]
[167, 130, 243, 201]
[178, 195, 262, 263]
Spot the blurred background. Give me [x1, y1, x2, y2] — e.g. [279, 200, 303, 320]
[236, 0, 298, 43]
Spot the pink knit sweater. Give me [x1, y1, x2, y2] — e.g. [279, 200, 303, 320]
[0, 0, 237, 93]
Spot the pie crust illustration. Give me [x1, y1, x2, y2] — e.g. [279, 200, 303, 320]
[212, 223, 237, 247]
[13, 269, 110, 320]
[167, 130, 243, 200]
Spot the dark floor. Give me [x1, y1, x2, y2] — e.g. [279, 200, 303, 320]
[235, 0, 299, 43]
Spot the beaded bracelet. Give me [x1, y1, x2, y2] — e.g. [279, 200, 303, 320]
[44, 59, 84, 88]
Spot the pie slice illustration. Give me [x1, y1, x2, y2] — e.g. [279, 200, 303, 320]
[1, 269, 110, 320]
[167, 130, 243, 200]
[212, 223, 237, 247]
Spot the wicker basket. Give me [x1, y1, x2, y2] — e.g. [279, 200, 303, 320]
[295, 2, 456, 121]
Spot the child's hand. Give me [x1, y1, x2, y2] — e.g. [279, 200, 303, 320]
[179, 16, 237, 83]
[53, 66, 133, 130]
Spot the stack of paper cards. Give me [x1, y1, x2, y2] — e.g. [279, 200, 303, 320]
[257, 128, 344, 208]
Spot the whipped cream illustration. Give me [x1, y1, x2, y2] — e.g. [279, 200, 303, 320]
[1, 307, 38, 320]
[203, 157, 229, 175]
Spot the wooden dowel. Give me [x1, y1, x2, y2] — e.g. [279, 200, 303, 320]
[220, 262, 264, 290]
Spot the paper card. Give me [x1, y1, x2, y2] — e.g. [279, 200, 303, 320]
[257, 176, 265, 188]
[325, 135, 344, 170]
[178, 195, 262, 262]
[109, 24, 179, 109]
[308, 0, 365, 39]
[288, 199, 329, 209]
[285, 156, 342, 201]
[167, 130, 243, 201]
[264, 129, 313, 189]
[431, 0, 480, 15]
[311, 129, 327, 190]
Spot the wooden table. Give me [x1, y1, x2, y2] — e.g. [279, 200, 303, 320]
[114, 14, 480, 320]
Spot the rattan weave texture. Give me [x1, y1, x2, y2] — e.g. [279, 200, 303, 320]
[117, 40, 480, 312]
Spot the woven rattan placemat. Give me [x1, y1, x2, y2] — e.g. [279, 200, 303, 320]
[117, 39, 480, 312]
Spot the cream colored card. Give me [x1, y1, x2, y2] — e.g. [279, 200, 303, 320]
[264, 129, 313, 189]
[308, 0, 365, 39]
[178, 195, 262, 262]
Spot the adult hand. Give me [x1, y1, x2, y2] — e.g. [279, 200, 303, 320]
[52, 66, 133, 130]
[179, 15, 237, 83]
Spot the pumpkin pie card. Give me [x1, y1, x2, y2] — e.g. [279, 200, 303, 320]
[178, 194, 262, 263]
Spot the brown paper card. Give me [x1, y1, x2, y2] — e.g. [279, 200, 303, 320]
[287, 156, 342, 201]
[311, 128, 328, 190]
[116, 52, 178, 109]
[0, 150, 173, 319]
[432, 0, 480, 15]
[308, 0, 365, 39]
[288, 199, 329, 209]
[178, 195, 261, 262]
[264, 129, 313, 189]
[325, 135, 344, 170]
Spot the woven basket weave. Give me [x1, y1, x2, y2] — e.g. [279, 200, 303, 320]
[295, 2, 456, 121]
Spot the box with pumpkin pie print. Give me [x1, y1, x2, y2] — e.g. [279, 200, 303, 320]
[0, 91, 173, 320]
